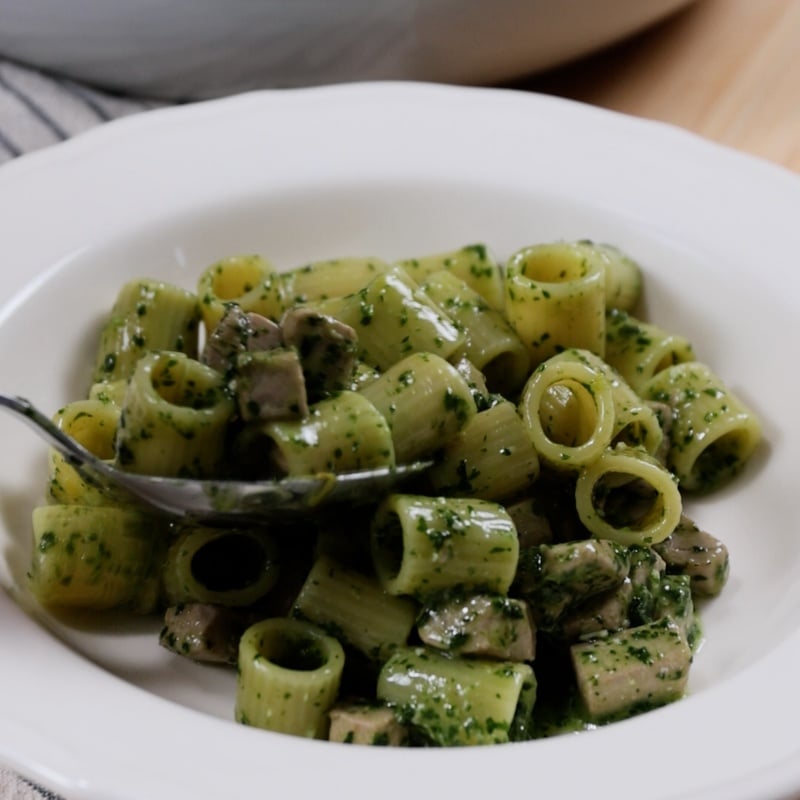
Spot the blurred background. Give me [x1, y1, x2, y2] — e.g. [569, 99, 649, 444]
[0, 0, 797, 169]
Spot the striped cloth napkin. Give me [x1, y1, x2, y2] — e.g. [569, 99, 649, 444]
[0, 58, 168, 164]
[0, 766, 62, 800]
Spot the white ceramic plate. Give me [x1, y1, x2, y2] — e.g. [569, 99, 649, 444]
[0, 83, 798, 800]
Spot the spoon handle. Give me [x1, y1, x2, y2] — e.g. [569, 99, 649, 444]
[0, 393, 431, 524]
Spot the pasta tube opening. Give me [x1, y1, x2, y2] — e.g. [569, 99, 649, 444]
[115, 351, 234, 477]
[163, 526, 280, 607]
[644, 362, 762, 492]
[505, 241, 606, 363]
[519, 351, 615, 470]
[575, 446, 682, 546]
[235, 618, 345, 738]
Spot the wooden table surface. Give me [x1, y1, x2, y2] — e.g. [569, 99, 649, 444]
[522, 0, 800, 173]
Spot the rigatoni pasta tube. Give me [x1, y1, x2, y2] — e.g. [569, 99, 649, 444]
[519, 350, 616, 471]
[586, 241, 643, 312]
[332, 266, 465, 371]
[282, 256, 388, 305]
[505, 241, 606, 364]
[575, 444, 682, 546]
[48, 399, 121, 506]
[396, 243, 506, 311]
[420, 270, 530, 395]
[260, 390, 395, 476]
[292, 554, 417, 661]
[115, 351, 234, 477]
[605, 308, 695, 393]
[426, 400, 540, 501]
[197, 254, 286, 330]
[377, 646, 535, 745]
[644, 362, 762, 492]
[550, 349, 664, 456]
[93, 280, 201, 383]
[359, 352, 476, 463]
[371, 494, 519, 598]
[235, 618, 344, 738]
[29, 504, 163, 613]
[161, 525, 280, 607]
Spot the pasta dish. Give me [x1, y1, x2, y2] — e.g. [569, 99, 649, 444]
[27, 240, 761, 746]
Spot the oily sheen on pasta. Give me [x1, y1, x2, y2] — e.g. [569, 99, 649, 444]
[28, 239, 762, 746]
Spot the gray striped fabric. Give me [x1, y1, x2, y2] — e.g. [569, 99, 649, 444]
[0, 58, 166, 163]
[1, 765, 64, 800]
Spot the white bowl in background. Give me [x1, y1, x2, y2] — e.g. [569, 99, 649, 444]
[0, 0, 695, 99]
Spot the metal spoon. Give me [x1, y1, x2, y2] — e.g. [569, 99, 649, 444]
[0, 394, 430, 525]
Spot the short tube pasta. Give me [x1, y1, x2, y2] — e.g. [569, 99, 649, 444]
[586, 241, 643, 312]
[115, 351, 235, 477]
[575, 444, 682, 546]
[396, 243, 506, 311]
[505, 241, 606, 364]
[552, 349, 664, 456]
[197, 254, 287, 331]
[292, 554, 417, 661]
[332, 266, 465, 371]
[371, 494, 519, 598]
[29, 504, 164, 612]
[605, 308, 696, 393]
[235, 618, 344, 738]
[377, 646, 535, 745]
[161, 525, 280, 607]
[93, 280, 201, 383]
[426, 400, 540, 501]
[644, 361, 762, 492]
[260, 390, 395, 475]
[420, 269, 530, 395]
[359, 352, 476, 463]
[48, 399, 121, 506]
[281, 256, 388, 305]
[519, 349, 616, 471]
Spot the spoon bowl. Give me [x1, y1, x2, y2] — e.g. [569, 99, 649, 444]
[0, 394, 429, 525]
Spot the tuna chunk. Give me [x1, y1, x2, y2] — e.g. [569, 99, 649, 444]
[246, 312, 284, 351]
[627, 545, 667, 625]
[653, 573, 696, 642]
[159, 603, 245, 664]
[560, 578, 633, 641]
[329, 704, 408, 746]
[571, 618, 692, 720]
[418, 594, 536, 661]
[235, 348, 309, 422]
[203, 304, 282, 373]
[515, 539, 630, 632]
[505, 497, 553, 548]
[280, 308, 358, 401]
[653, 515, 729, 597]
[517, 540, 630, 599]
